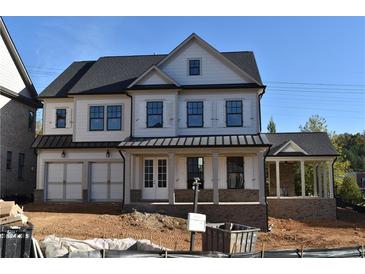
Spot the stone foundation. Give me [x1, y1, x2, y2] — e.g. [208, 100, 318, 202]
[83, 190, 89, 202]
[126, 203, 268, 231]
[268, 198, 336, 219]
[131, 190, 142, 203]
[219, 189, 259, 202]
[33, 189, 44, 203]
[175, 189, 213, 202]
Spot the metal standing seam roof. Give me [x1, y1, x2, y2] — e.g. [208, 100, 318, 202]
[38, 52, 263, 98]
[119, 134, 268, 148]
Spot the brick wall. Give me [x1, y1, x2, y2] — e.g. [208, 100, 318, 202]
[268, 162, 297, 196]
[268, 198, 336, 219]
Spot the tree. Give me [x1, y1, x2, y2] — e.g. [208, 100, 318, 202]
[267, 116, 276, 133]
[338, 176, 363, 204]
[299, 114, 328, 132]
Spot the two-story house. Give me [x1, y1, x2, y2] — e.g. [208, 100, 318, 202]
[32, 34, 337, 230]
[0, 17, 40, 200]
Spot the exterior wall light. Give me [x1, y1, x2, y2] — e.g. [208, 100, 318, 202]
[61, 151, 66, 158]
[106, 150, 110, 158]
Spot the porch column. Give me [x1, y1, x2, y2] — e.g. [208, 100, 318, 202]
[275, 160, 280, 198]
[318, 164, 323, 197]
[329, 160, 334, 198]
[313, 164, 318, 196]
[258, 152, 265, 204]
[123, 152, 131, 204]
[168, 152, 176, 205]
[323, 162, 328, 198]
[212, 153, 219, 205]
[300, 160, 305, 197]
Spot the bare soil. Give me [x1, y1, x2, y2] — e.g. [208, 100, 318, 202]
[23, 203, 365, 251]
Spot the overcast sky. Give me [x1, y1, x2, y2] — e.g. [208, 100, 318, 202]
[4, 16, 365, 133]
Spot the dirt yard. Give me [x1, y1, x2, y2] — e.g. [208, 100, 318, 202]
[23, 203, 365, 251]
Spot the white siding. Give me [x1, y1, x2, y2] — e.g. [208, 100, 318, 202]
[138, 71, 172, 85]
[132, 91, 177, 137]
[218, 157, 227, 189]
[178, 90, 259, 135]
[244, 155, 259, 189]
[160, 39, 251, 85]
[204, 157, 213, 189]
[43, 98, 74, 135]
[0, 34, 30, 97]
[175, 156, 186, 189]
[74, 95, 131, 142]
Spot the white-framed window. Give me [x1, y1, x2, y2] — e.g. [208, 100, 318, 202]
[188, 59, 201, 76]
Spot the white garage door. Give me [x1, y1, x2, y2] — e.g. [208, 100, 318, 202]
[90, 162, 123, 201]
[47, 163, 83, 201]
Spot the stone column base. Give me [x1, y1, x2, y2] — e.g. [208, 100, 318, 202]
[33, 189, 44, 203]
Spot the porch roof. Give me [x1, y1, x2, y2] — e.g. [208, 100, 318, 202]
[119, 134, 269, 149]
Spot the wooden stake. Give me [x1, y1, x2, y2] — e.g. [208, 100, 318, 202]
[174, 241, 178, 251]
[261, 243, 265, 258]
[300, 245, 304, 258]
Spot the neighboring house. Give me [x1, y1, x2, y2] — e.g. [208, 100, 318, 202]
[32, 33, 337, 230]
[0, 17, 40, 200]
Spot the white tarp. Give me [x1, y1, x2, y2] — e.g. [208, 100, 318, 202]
[41, 235, 164, 258]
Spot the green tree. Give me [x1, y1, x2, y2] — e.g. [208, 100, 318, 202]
[267, 116, 276, 133]
[299, 114, 328, 132]
[338, 176, 363, 204]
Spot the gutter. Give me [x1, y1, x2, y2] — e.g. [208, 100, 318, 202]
[118, 150, 126, 210]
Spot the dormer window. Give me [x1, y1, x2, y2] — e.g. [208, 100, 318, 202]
[189, 59, 201, 75]
[56, 108, 66, 128]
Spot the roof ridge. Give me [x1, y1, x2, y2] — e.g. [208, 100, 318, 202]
[265, 132, 328, 134]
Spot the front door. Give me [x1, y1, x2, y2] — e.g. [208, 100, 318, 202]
[143, 158, 168, 200]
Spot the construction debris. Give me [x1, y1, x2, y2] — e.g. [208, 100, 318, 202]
[0, 200, 28, 226]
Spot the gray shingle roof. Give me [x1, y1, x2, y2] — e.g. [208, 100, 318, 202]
[38, 52, 263, 98]
[263, 132, 338, 156]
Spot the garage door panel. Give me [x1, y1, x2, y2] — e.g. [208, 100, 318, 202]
[91, 163, 108, 183]
[110, 163, 123, 183]
[47, 183, 63, 200]
[66, 163, 83, 183]
[66, 183, 82, 200]
[48, 164, 64, 183]
[110, 183, 123, 200]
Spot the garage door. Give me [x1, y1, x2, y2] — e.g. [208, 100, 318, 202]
[47, 163, 83, 201]
[90, 162, 123, 201]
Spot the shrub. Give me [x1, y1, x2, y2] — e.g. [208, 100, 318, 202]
[338, 176, 363, 204]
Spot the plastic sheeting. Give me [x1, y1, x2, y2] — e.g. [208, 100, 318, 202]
[40, 235, 164, 258]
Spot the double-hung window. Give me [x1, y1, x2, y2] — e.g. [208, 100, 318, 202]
[187, 157, 204, 189]
[89, 106, 104, 131]
[56, 109, 66, 128]
[147, 101, 163, 128]
[187, 101, 203, 127]
[226, 100, 243, 127]
[188, 59, 201, 76]
[107, 105, 122, 130]
[227, 157, 244, 189]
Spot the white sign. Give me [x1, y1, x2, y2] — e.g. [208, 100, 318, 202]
[187, 213, 206, 232]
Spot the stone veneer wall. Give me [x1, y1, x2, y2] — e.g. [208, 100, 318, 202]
[268, 198, 336, 219]
[126, 203, 268, 231]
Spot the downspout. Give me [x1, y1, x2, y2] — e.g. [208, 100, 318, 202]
[263, 145, 271, 232]
[126, 92, 133, 138]
[258, 86, 266, 133]
[332, 157, 337, 220]
[118, 150, 126, 210]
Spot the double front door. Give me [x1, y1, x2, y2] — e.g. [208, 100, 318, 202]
[143, 158, 168, 200]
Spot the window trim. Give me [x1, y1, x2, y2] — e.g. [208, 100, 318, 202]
[226, 100, 243, 127]
[106, 105, 122, 131]
[55, 108, 67, 129]
[186, 101, 204, 128]
[89, 105, 105, 131]
[226, 156, 245, 189]
[146, 101, 163, 128]
[187, 58, 202, 76]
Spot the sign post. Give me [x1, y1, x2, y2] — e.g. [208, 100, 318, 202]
[189, 178, 203, 252]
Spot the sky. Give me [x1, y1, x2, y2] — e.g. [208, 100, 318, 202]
[3, 16, 365, 134]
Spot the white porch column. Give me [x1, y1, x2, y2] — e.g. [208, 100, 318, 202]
[212, 153, 219, 204]
[313, 164, 318, 196]
[168, 152, 176, 205]
[258, 152, 265, 204]
[275, 160, 280, 198]
[318, 164, 323, 197]
[323, 162, 328, 198]
[300, 160, 305, 197]
[123, 152, 131, 204]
